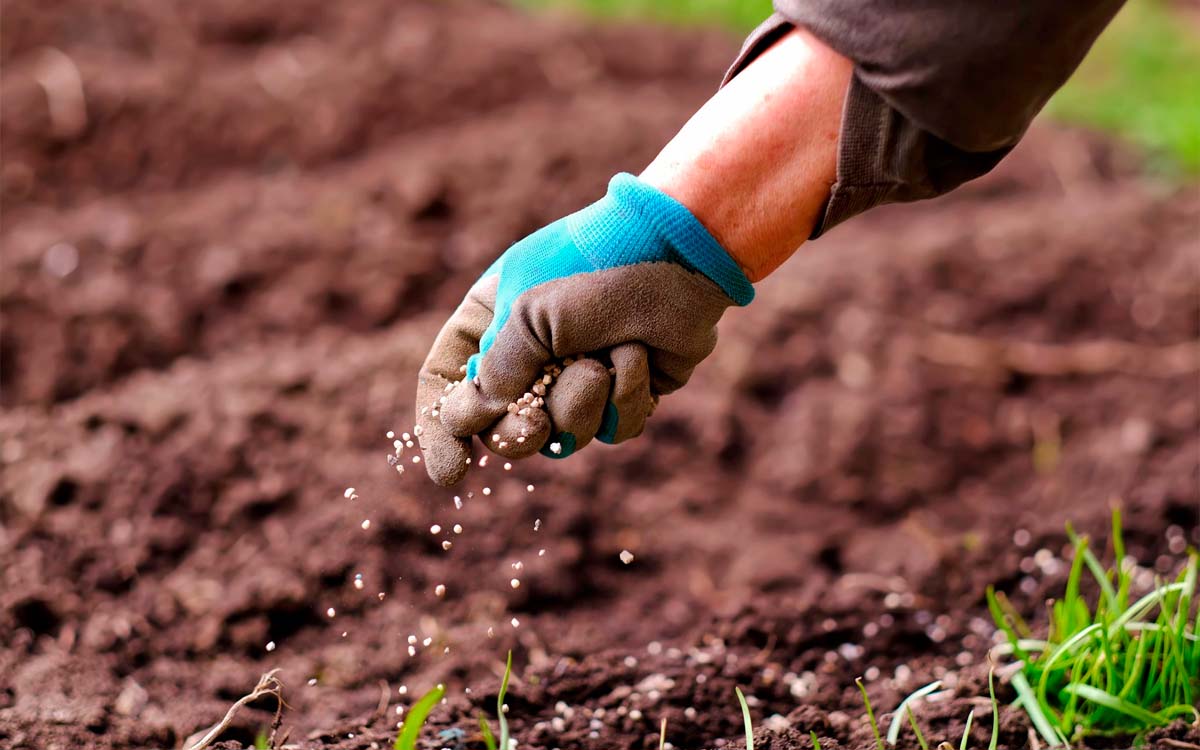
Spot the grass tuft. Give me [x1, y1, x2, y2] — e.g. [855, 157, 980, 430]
[394, 683, 447, 750]
[855, 676, 886, 750]
[735, 686, 754, 750]
[990, 509, 1199, 745]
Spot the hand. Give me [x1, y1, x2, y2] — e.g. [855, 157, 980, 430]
[415, 173, 754, 486]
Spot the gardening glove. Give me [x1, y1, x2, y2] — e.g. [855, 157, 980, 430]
[416, 173, 754, 486]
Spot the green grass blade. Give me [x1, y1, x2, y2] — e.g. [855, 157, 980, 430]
[1063, 683, 1165, 727]
[498, 650, 513, 750]
[856, 677, 886, 750]
[958, 709, 975, 750]
[987, 670, 999, 750]
[1011, 671, 1066, 747]
[394, 683, 446, 750]
[810, 730, 822, 750]
[886, 680, 941, 746]
[479, 715, 498, 750]
[905, 707, 931, 750]
[735, 687, 754, 750]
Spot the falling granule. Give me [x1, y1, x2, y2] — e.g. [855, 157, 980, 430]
[422, 637, 432, 647]
[538, 549, 546, 556]
[442, 541, 452, 551]
[453, 495, 463, 509]
[444, 646, 450, 654]
[408, 645, 416, 657]
[549, 442, 562, 454]
[512, 561, 523, 571]
[327, 607, 337, 618]
[361, 519, 371, 530]
[266, 641, 276, 652]
[387, 431, 395, 439]
[487, 627, 495, 638]
[510, 578, 521, 589]
[354, 578, 365, 590]
[395, 705, 404, 716]
[533, 518, 541, 531]
[430, 524, 442, 534]
[394, 440, 404, 451]
[344, 487, 356, 499]
[434, 584, 446, 598]
[408, 635, 417, 644]
[453, 524, 463, 534]
[378, 592, 386, 600]
[412, 455, 421, 464]
[308, 678, 318, 686]
[398, 685, 408, 695]
[478, 455, 489, 468]
[503, 462, 512, 471]
[511, 617, 520, 628]
[620, 550, 635, 565]
[527, 485, 535, 493]
[482, 487, 492, 496]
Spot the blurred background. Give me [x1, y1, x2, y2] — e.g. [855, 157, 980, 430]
[523, 0, 1200, 175]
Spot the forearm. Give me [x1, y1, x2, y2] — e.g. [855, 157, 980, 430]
[640, 28, 851, 282]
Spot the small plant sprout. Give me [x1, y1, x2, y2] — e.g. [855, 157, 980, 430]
[479, 651, 515, 750]
[735, 687, 754, 750]
[659, 718, 667, 750]
[989, 509, 1199, 746]
[810, 730, 822, 750]
[393, 682, 445, 750]
[855, 677, 885, 750]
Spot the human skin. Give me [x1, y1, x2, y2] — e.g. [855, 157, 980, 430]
[640, 27, 852, 282]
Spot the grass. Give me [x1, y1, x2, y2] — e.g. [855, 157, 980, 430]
[394, 682, 447, 750]
[479, 650, 515, 750]
[989, 509, 1200, 746]
[513, 0, 1200, 173]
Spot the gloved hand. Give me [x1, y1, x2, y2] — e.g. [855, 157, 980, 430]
[415, 173, 754, 486]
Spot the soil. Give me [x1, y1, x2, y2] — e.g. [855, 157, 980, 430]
[1, 1, 1197, 749]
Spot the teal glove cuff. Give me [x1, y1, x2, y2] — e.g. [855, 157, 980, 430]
[568, 173, 755, 306]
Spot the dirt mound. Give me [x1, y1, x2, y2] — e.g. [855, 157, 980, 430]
[1, 1, 1196, 749]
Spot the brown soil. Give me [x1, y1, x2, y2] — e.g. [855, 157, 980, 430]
[1, 1, 1197, 749]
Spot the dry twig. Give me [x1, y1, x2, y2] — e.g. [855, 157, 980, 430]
[183, 670, 285, 750]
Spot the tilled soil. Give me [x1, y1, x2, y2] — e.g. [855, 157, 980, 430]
[1, 2, 1197, 749]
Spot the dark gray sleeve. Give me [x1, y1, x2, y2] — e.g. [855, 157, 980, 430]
[724, 1, 1125, 237]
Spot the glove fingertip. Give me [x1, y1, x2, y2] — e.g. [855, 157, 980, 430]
[595, 402, 620, 444]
